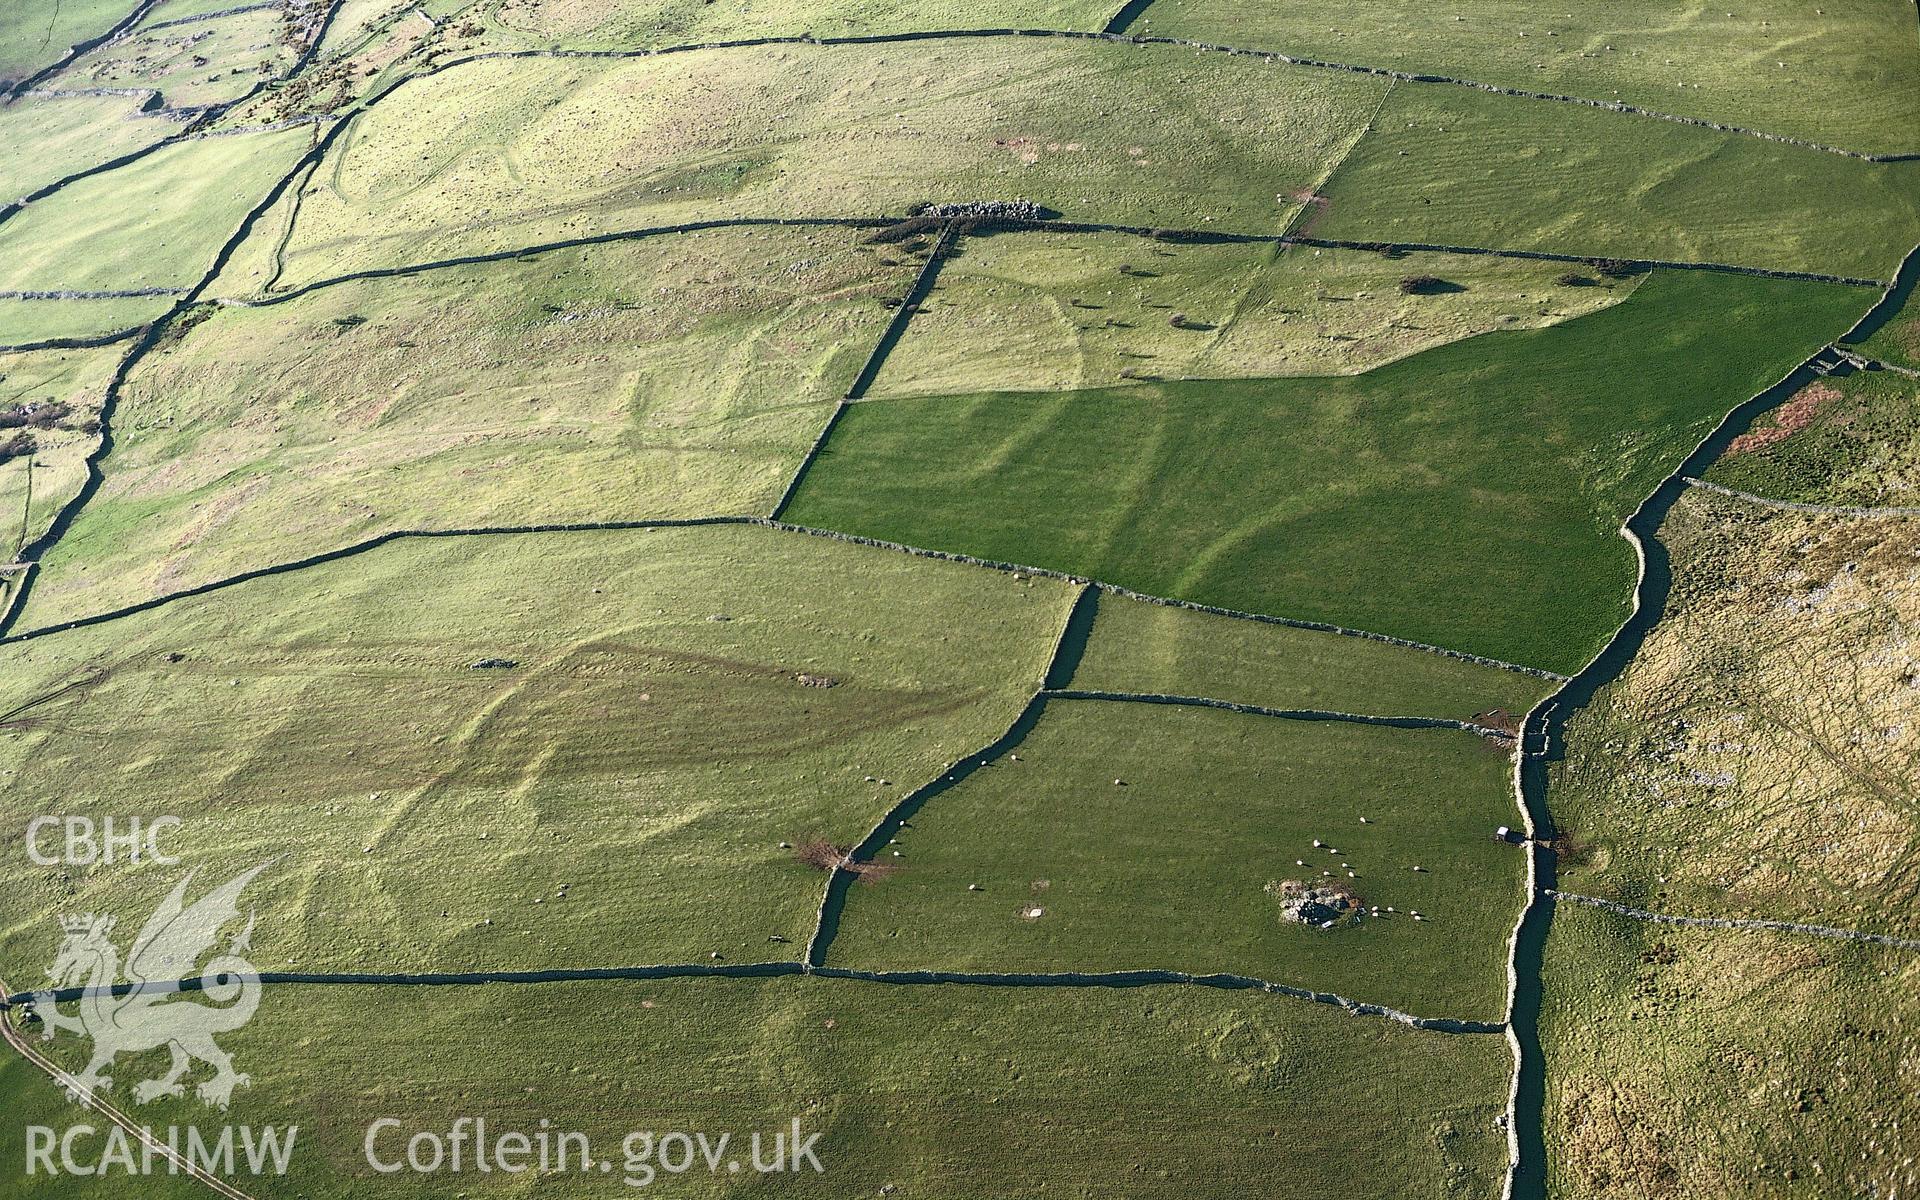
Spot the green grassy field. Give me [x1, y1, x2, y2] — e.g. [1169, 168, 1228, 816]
[145, 0, 300, 21]
[7, 975, 1513, 1198]
[0, 94, 174, 204]
[0, 0, 133, 88]
[488, 0, 1119, 46]
[876, 231, 1638, 397]
[272, 40, 1920, 285]
[0, 343, 120, 563]
[1314, 84, 1920, 280]
[1070, 591, 1555, 721]
[825, 699, 1523, 1021]
[787, 269, 1868, 673]
[0, 124, 311, 294]
[1140, 0, 1920, 156]
[12, 226, 907, 630]
[0, 296, 165, 345]
[1539, 903, 1919, 1198]
[0, 523, 1075, 979]
[1852, 284, 1920, 373]
[1549, 491, 1920, 938]
[270, 41, 1387, 285]
[1702, 369, 1920, 507]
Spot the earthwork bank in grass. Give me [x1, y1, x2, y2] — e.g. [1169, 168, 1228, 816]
[1702, 368, 1920, 508]
[1140, 0, 1920, 156]
[823, 699, 1524, 1022]
[0, 523, 1076, 978]
[269, 40, 1388, 284]
[13, 225, 908, 630]
[274, 38, 1920, 286]
[1539, 904, 1919, 1199]
[1070, 591, 1557, 722]
[786, 269, 1868, 673]
[1313, 85, 1920, 280]
[14, 976, 1515, 1198]
[1549, 491, 1920, 939]
[873, 231, 1640, 398]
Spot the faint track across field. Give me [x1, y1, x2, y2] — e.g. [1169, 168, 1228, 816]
[1545, 891, 1920, 951]
[1681, 476, 1920, 517]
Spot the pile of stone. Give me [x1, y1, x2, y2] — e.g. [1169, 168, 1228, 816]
[915, 200, 1048, 222]
[1268, 879, 1359, 929]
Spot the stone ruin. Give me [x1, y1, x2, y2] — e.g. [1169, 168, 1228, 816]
[913, 200, 1050, 222]
[1267, 879, 1359, 929]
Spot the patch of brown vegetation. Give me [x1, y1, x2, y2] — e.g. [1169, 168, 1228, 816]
[1549, 834, 1596, 870]
[1473, 708, 1522, 735]
[791, 837, 898, 884]
[1556, 1077, 1681, 1195]
[1725, 381, 1841, 454]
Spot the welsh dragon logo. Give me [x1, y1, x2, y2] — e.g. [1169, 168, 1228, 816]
[27, 861, 270, 1110]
